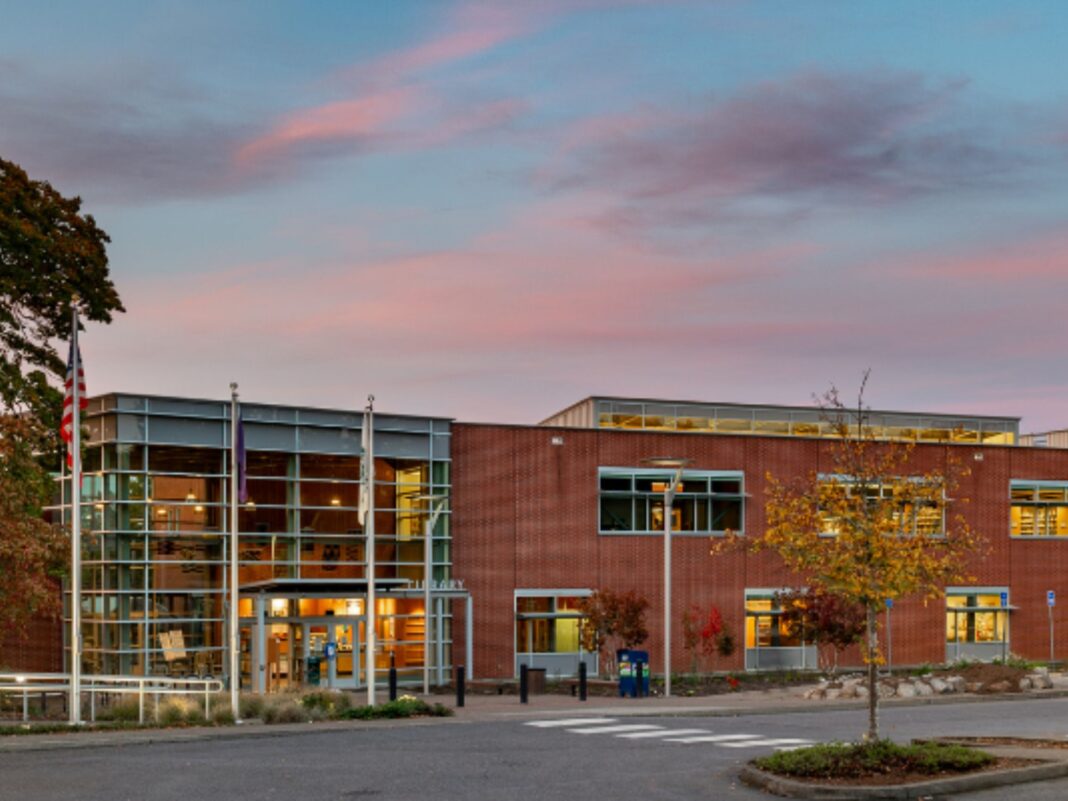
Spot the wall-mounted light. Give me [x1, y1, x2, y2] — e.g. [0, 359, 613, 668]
[185, 491, 197, 502]
[330, 498, 341, 507]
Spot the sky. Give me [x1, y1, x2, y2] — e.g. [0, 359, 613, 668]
[3, 1, 1068, 431]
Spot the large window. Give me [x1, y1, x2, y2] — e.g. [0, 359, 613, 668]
[598, 469, 744, 535]
[515, 594, 585, 655]
[819, 477, 943, 536]
[1010, 482, 1068, 537]
[744, 593, 803, 649]
[946, 590, 1007, 645]
[514, 590, 593, 678]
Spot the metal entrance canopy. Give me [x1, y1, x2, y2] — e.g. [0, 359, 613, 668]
[240, 578, 470, 598]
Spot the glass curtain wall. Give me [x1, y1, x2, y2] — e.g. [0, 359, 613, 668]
[55, 397, 451, 681]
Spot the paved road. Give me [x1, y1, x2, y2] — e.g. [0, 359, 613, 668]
[8, 697, 1068, 800]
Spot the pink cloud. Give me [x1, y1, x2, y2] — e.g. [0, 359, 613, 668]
[235, 87, 420, 167]
[235, 4, 538, 174]
[904, 230, 1068, 282]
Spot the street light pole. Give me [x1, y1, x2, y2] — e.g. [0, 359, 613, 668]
[642, 458, 690, 699]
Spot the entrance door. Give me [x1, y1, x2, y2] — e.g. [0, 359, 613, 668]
[331, 620, 358, 688]
[302, 618, 361, 689]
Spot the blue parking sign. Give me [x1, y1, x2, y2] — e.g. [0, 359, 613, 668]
[1000, 591, 1008, 608]
[885, 598, 893, 609]
[1049, 590, 1056, 607]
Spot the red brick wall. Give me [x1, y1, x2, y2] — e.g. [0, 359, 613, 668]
[452, 423, 1068, 679]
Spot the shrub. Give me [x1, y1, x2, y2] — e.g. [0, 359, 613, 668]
[156, 700, 188, 726]
[96, 697, 141, 722]
[755, 740, 994, 779]
[339, 697, 453, 720]
[261, 697, 311, 724]
[301, 690, 351, 717]
[992, 653, 1037, 671]
[239, 694, 267, 720]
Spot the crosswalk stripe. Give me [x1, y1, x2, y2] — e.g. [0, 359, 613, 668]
[525, 718, 618, 728]
[616, 728, 709, 740]
[718, 738, 813, 748]
[566, 724, 664, 735]
[664, 734, 762, 744]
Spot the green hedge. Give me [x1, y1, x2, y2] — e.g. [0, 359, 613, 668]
[755, 740, 994, 779]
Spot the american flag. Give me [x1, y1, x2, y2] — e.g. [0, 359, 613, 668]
[60, 342, 88, 469]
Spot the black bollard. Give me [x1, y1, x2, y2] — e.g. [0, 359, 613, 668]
[578, 661, 587, 702]
[388, 661, 398, 702]
[456, 665, 465, 708]
[519, 663, 529, 704]
[634, 661, 643, 698]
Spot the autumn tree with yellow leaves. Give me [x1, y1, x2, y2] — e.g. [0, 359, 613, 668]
[737, 376, 986, 741]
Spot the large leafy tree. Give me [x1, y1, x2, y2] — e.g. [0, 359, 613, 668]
[728, 375, 985, 741]
[0, 157, 123, 647]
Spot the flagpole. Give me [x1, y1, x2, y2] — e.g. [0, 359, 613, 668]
[69, 304, 82, 725]
[229, 383, 240, 721]
[364, 395, 376, 706]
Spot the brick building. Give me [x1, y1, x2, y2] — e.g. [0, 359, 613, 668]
[454, 397, 1068, 679]
[6, 392, 1068, 688]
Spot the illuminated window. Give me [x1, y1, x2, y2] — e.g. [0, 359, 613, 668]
[1010, 482, 1068, 537]
[515, 593, 588, 654]
[819, 476, 944, 536]
[946, 591, 1006, 643]
[744, 592, 804, 649]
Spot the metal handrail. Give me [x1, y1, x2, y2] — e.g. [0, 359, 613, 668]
[0, 673, 224, 724]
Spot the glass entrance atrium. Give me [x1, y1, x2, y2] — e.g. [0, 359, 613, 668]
[51, 394, 453, 687]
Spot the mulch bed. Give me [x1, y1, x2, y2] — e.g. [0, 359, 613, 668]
[788, 757, 1041, 787]
[944, 736, 1068, 750]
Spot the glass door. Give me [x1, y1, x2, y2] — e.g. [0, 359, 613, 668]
[331, 620, 358, 688]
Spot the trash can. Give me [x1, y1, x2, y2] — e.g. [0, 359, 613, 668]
[306, 656, 322, 687]
[527, 667, 547, 694]
[617, 649, 650, 697]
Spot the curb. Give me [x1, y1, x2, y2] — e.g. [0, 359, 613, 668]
[740, 752, 1068, 800]
[0, 715, 452, 753]
[472, 687, 1068, 722]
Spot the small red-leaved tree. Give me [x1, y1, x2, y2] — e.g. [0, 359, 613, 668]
[776, 588, 866, 674]
[579, 589, 650, 678]
[682, 605, 734, 673]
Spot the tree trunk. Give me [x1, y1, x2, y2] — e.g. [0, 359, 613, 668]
[866, 606, 879, 741]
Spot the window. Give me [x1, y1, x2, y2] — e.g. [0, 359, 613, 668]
[515, 592, 587, 654]
[946, 590, 1006, 644]
[819, 476, 944, 536]
[598, 469, 743, 535]
[744, 592, 804, 648]
[1010, 482, 1068, 537]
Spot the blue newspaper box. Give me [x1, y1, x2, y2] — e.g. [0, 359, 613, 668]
[617, 649, 650, 697]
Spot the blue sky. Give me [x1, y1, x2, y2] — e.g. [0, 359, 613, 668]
[3, 1, 1068, 429]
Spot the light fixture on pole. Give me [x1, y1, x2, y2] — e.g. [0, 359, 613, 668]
[413, 493, 448, 695]
[641, 457, 691, 699]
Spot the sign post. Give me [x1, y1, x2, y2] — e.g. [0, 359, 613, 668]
[1048, 590, 1056, 663]
[325, 641, 337, 689]
[1000, 592, 1009, 663]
